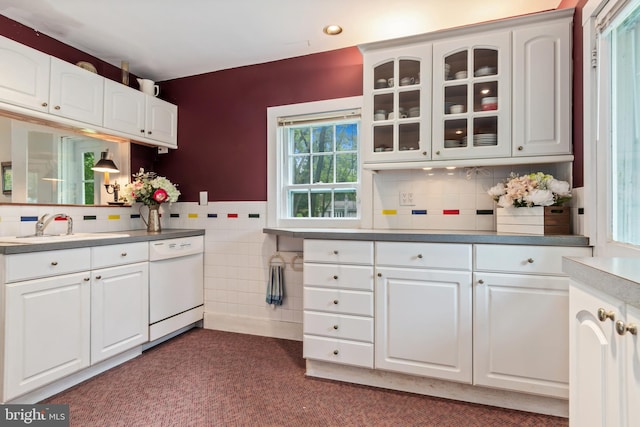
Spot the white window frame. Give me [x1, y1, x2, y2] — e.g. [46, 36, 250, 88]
[584, 0, 640, 256]
[267, 96, 367, 228]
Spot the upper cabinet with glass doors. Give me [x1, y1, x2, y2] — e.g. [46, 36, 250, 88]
[362, 45, 432, 163]
[432, 32, 510, 160]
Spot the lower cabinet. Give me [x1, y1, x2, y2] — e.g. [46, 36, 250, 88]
[4, 272, 91, 401]
[91, 262, 149, 363]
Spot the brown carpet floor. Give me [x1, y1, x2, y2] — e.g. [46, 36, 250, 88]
[42, 328, 568, 427]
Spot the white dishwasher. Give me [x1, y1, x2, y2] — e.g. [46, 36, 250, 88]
[148, 235, 204, 341]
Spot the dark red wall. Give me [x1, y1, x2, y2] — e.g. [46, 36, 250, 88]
[155, 48, 363, 201]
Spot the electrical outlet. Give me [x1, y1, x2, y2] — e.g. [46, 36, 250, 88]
[399, 191, 415, 206]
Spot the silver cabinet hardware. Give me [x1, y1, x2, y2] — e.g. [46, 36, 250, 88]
[527, 258, 534, 263]
[478, 279, 485, 285]
[333, 299, 339, 305]
[50, 261, 58, 266]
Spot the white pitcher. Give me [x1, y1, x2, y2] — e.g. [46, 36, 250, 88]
[137, 78, 159, 97]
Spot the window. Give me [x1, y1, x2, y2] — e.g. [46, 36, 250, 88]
[267, 97, 363, 228]
[587, 0, 640, 255]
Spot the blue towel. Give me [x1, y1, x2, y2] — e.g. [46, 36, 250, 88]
[266, 264, 284, 305]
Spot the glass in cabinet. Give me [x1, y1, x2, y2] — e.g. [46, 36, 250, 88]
[432, 33, 510, 160]
[363, 45, 431, 163]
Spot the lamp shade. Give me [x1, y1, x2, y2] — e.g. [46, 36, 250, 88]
[92, 151, 119, 173]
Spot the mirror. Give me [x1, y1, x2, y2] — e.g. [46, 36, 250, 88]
[0, 116, 130, 205]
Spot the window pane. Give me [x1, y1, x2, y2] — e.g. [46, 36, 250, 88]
[611, 4, 640, 245]
[291, 128, 310, 154]
[336, 153, 357, 182]
[291, 155, 310, 184]
[312, 154, 334, 184]
[334, 190, 357, 217]
[312, 126, 334, 153]
[310, 191, 332, 217]
[336, 123, 358, 151]
[290, 191, 309, 218]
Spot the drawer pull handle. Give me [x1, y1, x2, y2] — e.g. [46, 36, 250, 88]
[333, 300, 339, 305]
[597, 308, 615, 322]
[478, 279, 484, 285]
[527, 258, 534, 264]
[417, 254, 423, 259]
[50, 261, 58, 266]
[615, 321, 638, 336]
[95, 275, 102, 280]
[333, 350, 339, 355]
[121, 252, 127, 257]
[333, 325, 339, 330]
[333, 250, 339, 255]
[333, 275, 338, 280]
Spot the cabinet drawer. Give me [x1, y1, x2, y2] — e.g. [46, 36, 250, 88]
[303, 312, 374, 342]
[376, 242, 472, 270]
[304, 240, 374, 265]
[91, 242, 148, 269]
[5, 248, 91, 283]
[303, 263, 374, 291]
[303, 335, 374, 368]
[304, 287, 373, 316]
[475, 244, 592, 275]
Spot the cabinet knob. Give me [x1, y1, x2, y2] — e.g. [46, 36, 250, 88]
[333, 299, 339, 305]
[435, 150, 441, 155]
[333, 275, 338, 280]
[527, 258, 534, 264]
[140, 129, 145, 133]
[333, 325, 339, 330]
[417, 254, 423, 259]
[41, 102, 48, 107]
[83, 277, 90, 282]
[518, 146, 524, 151]
[377, 272, 382, 277]
[50, 261, 58, 266]
[422, 151, 427, 156]
[54, 105, 61, 110]
[478, 279, 485, 285]
[121, 252, 127, 257]
[615, 320, 638, 336]
[333, 350, 339, 355]
[95, 275, 102, 280]
[597, 308, 616, 322]
[148, 131, 153, 135]
[333, 250, 339, 255]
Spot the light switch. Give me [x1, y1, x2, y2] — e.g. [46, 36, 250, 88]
[199, 191, 208, 206]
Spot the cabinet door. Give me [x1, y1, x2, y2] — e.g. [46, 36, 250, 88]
[474, 272, 570, 398]
[4, 272, 91, 401]
[432, 31, 511, 160]
[103, 79, 146, 136]
[375, 267, 472, 382]
[91, 262, 149, 363]
[49, 57, 104, 126]
[569, 283, 625, 427]
[512, 19, 571, 156]
[145, 96, 178, 146]
[362, 44, 431, 163]
[0, 35, 50, 112]
[625, 305, 640, 427]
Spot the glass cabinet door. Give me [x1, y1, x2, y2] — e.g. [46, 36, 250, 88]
[364, 45, 431, 163]
[433, 33, 510, 160]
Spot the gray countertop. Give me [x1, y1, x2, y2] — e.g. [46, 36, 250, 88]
[264, 227, 591, 246]
[563, 257, 640, 309]
[0, 229, 205, 254]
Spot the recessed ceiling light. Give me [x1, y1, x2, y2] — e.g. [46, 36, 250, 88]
[323, 24, 343, 35]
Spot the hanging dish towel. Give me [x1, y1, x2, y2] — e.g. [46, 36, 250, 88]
[266, 264, 284, 305]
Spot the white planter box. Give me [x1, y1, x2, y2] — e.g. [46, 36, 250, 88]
[496, 206, 570, 235]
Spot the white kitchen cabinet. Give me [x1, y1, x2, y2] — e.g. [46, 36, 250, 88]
[432, 31, 511, 160]
[49, 57, 104, 126]
[375, 242, 472, 383]
[103, 79, 146, 137]
[303, 239, 374, 368]
[625, 305, 640, 427]
[474, 244, 592, 399]
[0, 35, 50, 112]
[4, 269, 91, 402]
[145, 95, 178, 147]
[362, 44, 432, 163]
[512, 18, 572, 157]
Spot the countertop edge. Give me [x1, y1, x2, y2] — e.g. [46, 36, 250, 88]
[263, 228, 591, 246]
[0, 229, 205, 254]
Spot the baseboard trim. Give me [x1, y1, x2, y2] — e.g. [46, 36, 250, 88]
[204, 312, 302, 341]
[305, 359, 569, 418]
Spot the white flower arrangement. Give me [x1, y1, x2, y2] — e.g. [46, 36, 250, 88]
[488, 172, 572, 208]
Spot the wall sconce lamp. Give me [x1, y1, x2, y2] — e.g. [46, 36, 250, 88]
[92, 150, 120, 203]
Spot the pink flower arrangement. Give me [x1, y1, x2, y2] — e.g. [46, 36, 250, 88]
[121, 168, 180, 206]
[488, 172, 571, 208]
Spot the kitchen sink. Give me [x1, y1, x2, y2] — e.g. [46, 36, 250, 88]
[0, 232, 130, 244]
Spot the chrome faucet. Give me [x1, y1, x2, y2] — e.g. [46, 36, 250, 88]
[35, 213, 73, 236]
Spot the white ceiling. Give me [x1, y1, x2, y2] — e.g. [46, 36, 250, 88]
[0, 0, 561, 82]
